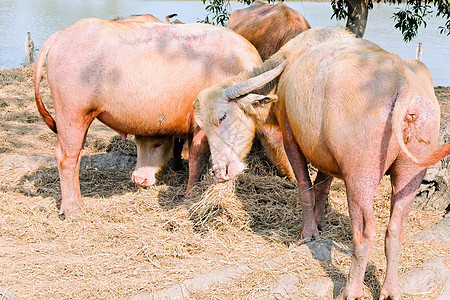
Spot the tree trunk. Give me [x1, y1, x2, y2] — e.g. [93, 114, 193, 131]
[345, 0, 369, 38]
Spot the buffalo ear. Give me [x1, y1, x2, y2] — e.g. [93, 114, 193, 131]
[238, 93, 278, 121]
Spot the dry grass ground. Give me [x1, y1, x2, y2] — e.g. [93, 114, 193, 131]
[0, 66, 448, 299]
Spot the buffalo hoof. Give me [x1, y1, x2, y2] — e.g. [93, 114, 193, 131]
[301, 223, 320, 240]
[379, 290, 402, 300]
[336, 294, 363, 300]
[59, 205, 83, 220]
[337, 284, 364, 300]
[316, 220, 325, 232]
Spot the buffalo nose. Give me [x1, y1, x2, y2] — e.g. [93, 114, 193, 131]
[213, 168, 231, 183]
[132, 173, 155, 187]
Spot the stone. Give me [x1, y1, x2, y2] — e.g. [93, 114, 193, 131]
[305, 277, 334, 299]
[1, 154, 54, 175]
[0, 288, 18, 300]
[306, 239, 334, 262]
[80, 151, 136, 171]
[416, 214, 450, 244]
[400, 256, 450, 298]
[133, 264, 253, 300]
[254, 273, 300, 300]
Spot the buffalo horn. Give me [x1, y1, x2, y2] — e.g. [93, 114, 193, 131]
[224, 60, 286, 100]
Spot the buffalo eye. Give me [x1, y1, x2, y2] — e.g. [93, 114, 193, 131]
[153, 142, 163, 148]
[218, 113, 227, 125]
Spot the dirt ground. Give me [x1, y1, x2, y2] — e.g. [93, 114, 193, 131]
[0, 66, 448, 299]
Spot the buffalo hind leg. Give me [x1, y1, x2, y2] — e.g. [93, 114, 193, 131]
[313, 171, 332, 231]
[340, 174, 380, 299]
[380, 161, 427, 300]
[55, 118, 93, 218]
[280, 117, 317, 239]
[186, 129, 210, 196]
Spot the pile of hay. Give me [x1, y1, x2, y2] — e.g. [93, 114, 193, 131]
[0, 66, 448, 299]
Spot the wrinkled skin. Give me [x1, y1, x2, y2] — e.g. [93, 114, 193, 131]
[194, 26, 450, 299]
[34, 19, 262, 217]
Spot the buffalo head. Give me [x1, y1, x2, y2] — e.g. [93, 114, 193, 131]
[194, 61, 286, 182]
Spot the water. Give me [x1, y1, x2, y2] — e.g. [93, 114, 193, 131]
[0, 0, 449, 85]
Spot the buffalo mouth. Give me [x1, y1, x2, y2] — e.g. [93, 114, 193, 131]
[213, 167, 231, 183]
[213, 161, 245, 183]
[132, 171, 157, 187]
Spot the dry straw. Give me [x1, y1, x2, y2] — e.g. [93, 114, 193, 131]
[0, 66, 448, 299]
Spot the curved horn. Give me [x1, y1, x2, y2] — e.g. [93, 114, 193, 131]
[223, 60, 287, 100]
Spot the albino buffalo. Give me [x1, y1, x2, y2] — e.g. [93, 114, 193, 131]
[115, 14, 184, 185]
[227, 0, 310, 61]
[194, 26, 450, 299]
[34, 18, 262, 218]
[227, 0, 311, 182]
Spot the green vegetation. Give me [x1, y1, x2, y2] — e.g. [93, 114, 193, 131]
[201, 0, 450, 41]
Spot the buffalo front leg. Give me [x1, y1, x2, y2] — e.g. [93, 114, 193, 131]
[380, 163, 427, 300]
[340, 175, 379, 299]
[186, 129, 210, 196]
[280, 117, 317, 239]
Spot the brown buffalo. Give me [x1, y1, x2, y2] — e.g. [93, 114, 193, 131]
[227, 0, 310, 61]
[34, 19, 262, 218]
[227, 0, 311, 182]
[194, 26, 450, 299]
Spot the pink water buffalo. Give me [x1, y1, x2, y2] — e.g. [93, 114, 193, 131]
[194, 26, 450, 299]
[116, 14, 183, 186]
[34, 18, 262, 218]
[225, 1, 311, 182]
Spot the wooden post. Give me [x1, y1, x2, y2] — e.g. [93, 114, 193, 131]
[416, 42, 423, 62]
[24, 32, 35, 65]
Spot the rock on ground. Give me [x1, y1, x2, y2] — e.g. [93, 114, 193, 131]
[133, 240, 343, 300]
[81, 151, 136, 171]
[400, 256, 450, 299]
[0, 287, 17, 300]
[1, 152, 136, 176]
[415, 214, 450, 244]
[305, 277, 334, 299]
